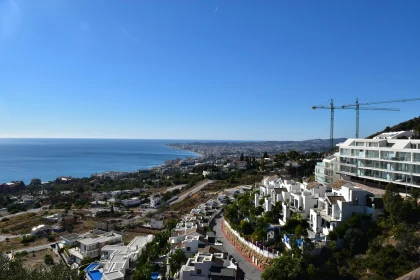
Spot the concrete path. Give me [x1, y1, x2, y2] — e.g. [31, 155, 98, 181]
[213, 214, 262, 280]
[169, 180, 214, 205]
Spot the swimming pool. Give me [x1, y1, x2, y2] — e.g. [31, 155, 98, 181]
[84, 263, 99, 272]
[88, 270, 103, 280]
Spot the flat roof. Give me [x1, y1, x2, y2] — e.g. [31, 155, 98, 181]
[61, 233, 81, 241]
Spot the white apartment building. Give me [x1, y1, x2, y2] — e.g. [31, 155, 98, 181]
[171, 235, 207, 257]
[85, 235, 154, 280]
[150, 196, 162, 208]
[121, 197, 142, 207]
[308, 182, 382, 237]
[179, 253, 237, 280]
[315, 153, 340, 184]
[69, 231, 123, 263]
[337, 138, 420, 189]
[281, 181, 328, 225]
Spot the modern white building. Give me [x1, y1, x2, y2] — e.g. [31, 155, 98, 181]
[121, 197, 142, 207]
[179, 253, 238, 280]
[315, 153, 340, 184]
[337, 138, 420, 189]
[85, 235, 154, 280]
[308, 182, 383, 237]
[150, 196, 162, 208]
[69, 231, 123, 263]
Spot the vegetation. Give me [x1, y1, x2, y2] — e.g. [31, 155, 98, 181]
[169, 249, 187, 275]
[132, 229, 172, 280]
[44, 254, 54, 265]
[367, 115, 420, 139]
[0, 254, 83, 280]
[261, 183, 420, 280]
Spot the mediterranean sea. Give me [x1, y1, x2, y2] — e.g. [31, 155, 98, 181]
[0, 138, 200, 184]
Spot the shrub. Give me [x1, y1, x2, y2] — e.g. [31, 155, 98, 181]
[47, 235, 55, 242]
[44, 254, 54, 265]
[1, 217, 9, 222]
[21, 235, 36, 244]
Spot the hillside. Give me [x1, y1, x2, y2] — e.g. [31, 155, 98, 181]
[367, 116, 420, 139]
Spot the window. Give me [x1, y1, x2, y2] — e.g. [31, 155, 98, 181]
[353, 198, 359, 205]
[197, 269, 202, 274]
[186, 247, 191, 252]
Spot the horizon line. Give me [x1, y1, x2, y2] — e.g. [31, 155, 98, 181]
[0, 136, 349, 142]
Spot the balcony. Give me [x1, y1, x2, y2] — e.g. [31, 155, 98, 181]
[319, 210, 340, 222]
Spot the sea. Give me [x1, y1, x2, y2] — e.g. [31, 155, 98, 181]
[0, 138, 200, 184]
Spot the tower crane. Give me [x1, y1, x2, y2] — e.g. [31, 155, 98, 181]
[341, 97, 420, 138]
[312, 99, 399, 152]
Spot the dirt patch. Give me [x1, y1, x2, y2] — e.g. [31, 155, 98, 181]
[168, 192, 216, 214]
[122, 230, 148, 245]
[0, 213, 46, 235]
[20, 249, 61, 270]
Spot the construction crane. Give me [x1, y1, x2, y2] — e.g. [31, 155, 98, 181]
[341, 97, 420, 138]
[312, 99, 399, 151]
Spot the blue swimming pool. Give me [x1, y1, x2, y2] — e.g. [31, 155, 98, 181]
[84, 263, 99, 272]
[88, 270, 103, 280]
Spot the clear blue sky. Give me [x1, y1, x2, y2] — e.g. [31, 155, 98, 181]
[1, 0, 419, 140]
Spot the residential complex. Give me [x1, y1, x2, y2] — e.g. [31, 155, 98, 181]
[255, 175, 384, 248]
[337, 137, 420, 189]
[69, 231, 123, 262]
[315, 153, 340, 184]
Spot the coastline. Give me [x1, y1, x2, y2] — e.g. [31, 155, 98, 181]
[0, 139, 202, 184]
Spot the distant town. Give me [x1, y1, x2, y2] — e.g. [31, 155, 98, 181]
[1, 131, 420, 280]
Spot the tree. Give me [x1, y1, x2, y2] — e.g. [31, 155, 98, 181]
[240, 220, 253, 235]
[132, 261, 154, 280]
[240, 153, 244, 161]
[344, 228, 364, 254]
[411, 188, 420, 208]
[80, 256, 93, 266]
[261, 252, 303, 280]
[169, 249, 187, 275]
[167, 219, 178, 230]
[383, 183, 404, 225]
[44, 254, 54, 265]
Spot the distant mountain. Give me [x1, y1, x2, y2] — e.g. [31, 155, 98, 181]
[367, 116, 420, 139]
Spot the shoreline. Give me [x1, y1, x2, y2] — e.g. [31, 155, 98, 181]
[0, 142, 203, 185]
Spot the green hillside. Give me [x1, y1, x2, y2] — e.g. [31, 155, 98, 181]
[367, 116, 420, 139]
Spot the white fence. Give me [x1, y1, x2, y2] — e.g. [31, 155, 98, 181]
[224, 220, 279, 259]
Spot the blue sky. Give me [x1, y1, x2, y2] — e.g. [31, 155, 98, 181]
[0, 0, 419, 141]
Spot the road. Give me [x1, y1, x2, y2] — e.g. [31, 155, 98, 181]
[166, 184, 187, 193]
[14, 243, 55, 253]
[213, 214, 262, 280]
[169, 180, 214, 205]
[2, 208, 42, 219]
[0, 234, 21, 242]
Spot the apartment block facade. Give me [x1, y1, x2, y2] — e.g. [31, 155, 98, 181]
[337, 138, 420, 188]
[315, 153, 340, 184]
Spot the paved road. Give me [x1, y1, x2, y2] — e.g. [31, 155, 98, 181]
[213, 214, 262, 280]
[166, 184, 187, 193]
[169, 180, 214, 205]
